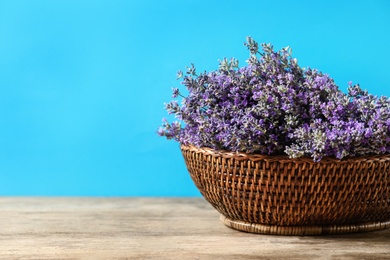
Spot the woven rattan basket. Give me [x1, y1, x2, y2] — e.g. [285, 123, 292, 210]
[181, 145, 390, 235]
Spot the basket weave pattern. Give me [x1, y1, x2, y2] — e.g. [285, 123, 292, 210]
[181, 145, 390, 234]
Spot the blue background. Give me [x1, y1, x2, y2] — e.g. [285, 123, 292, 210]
[1, 0, 389, 196]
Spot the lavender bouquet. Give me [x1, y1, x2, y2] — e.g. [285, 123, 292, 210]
[158, 37, 390, 162]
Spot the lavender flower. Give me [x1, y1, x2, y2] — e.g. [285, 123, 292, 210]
[172, 87, 180, 98]
[157, 37, 390, 161]
[157, 118, 181, 141]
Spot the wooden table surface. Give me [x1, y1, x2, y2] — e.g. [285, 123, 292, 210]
[0, 197, 389, 259]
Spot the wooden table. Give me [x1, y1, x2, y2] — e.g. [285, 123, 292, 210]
[0, 197, 389, 259]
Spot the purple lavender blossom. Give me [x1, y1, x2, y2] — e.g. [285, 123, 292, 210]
[172, 87, 180, 98]
[157, 37, 390, 161]
[157, 118, 181, 141]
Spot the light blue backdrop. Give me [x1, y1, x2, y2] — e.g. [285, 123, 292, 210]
[1, 0, 389, 196]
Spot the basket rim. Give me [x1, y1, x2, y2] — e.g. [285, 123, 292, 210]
[180, 144, 390, 163]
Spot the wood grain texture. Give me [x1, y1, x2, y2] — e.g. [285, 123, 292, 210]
[0, 197, 389, 259]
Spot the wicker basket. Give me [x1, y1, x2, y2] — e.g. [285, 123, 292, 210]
[181, 145, 390, 235]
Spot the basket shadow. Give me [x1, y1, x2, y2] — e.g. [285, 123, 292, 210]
[306, 228, 390, 241]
